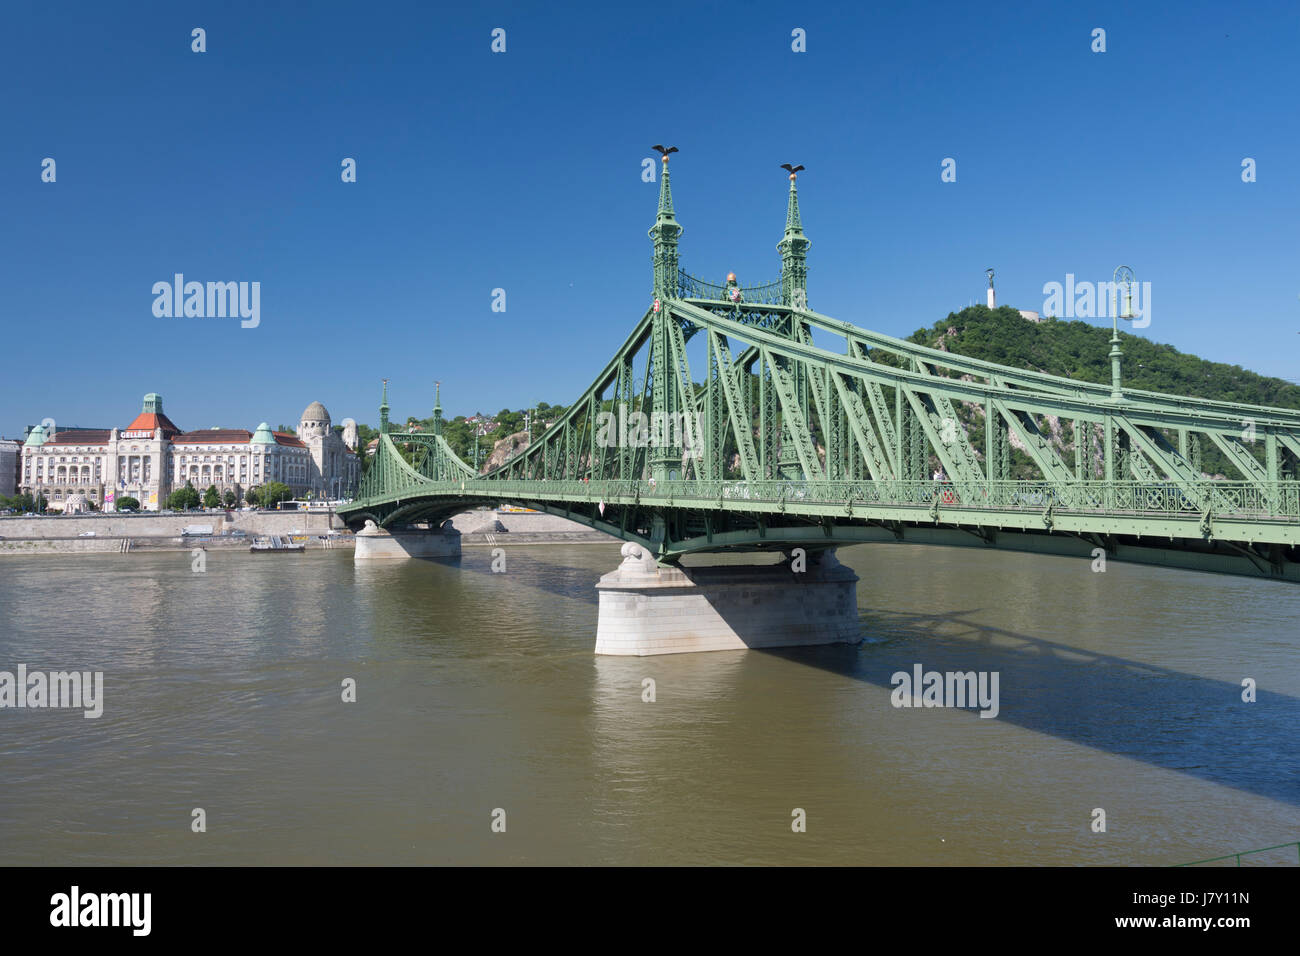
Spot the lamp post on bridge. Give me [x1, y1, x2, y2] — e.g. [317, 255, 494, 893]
[1110, 265, 1137, 401]
[474, 424, 489, 473]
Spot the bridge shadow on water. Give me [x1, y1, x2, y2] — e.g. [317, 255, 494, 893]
[451, 549, 609, 606]
[760, 608, 1300, 807]
[427, 553, 1298, 805]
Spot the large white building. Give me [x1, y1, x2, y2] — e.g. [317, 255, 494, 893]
[20, 394, 361, 512]
[0, 439, 20, 497]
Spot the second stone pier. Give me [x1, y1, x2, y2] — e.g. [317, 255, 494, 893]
[594, 543, 860, 656]
[354, 520, 461, 561]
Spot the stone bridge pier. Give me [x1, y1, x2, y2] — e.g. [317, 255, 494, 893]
[353, 519, 461, 561]
[595, 543, 861, 655]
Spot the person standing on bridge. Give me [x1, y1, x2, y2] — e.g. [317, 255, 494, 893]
[725, 273, 743, 304]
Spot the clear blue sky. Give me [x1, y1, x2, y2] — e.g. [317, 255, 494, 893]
[2, 0, 1297, 437]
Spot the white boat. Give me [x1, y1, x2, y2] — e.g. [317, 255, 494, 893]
[249, 534, 305, 553]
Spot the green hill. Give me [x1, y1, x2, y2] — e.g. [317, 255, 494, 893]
[904, 305, 1300, 409]
[897, 306, 1300, 480]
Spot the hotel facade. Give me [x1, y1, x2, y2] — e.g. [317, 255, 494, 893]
[20, 394, 361, 512]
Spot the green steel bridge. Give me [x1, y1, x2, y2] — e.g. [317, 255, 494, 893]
[338, 154, 1300, 581]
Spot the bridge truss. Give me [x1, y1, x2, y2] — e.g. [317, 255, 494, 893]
[340, 155, 1300, 580]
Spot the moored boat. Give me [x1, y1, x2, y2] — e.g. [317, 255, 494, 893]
[249, 534, 305, 553]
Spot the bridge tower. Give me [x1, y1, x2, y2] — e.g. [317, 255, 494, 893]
[648, 147, 683, 484]
[379, 379, 390, 434]
[649, 149, 682, 300]
[777, 166, 811, 479]
[778, 167, 810, 310]
[432, 381, 443, 438]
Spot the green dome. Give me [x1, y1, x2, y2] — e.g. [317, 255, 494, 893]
[250, 422, 276, 444]
[24, 425, 45, 447]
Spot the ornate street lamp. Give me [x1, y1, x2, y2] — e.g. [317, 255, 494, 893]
[1110, 265, 1137, 400]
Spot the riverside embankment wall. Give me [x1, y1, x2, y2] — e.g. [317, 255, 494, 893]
[0, 510, 346, 555]
[0, 509, 610, 554]
[449, 509, 614, 544]
[0, 510, 340, 538]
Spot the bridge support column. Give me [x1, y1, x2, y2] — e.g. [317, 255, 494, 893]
[594, 544, 860, 656]
[354, 519, 461, 561]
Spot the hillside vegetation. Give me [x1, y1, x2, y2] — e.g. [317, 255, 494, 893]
[897, 306, 1299, 480]
[906, 306, 1300, 410]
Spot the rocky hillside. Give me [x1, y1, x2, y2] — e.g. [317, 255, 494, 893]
[482, 430, 530, 473]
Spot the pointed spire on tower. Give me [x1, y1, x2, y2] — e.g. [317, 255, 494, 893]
[379, 379, 390, 433]
[432, 381, 443, 437]
[653, 144, 679, 219]
[649, 145, 683, 299]
[778, 164, 811, 308]
[658, 164, 674, 220]
[782, 165, 805, 234]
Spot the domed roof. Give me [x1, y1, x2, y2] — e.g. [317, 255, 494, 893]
[250, 422, 276, 444]
[301, 401, 330, 423]
[24, 425, 45, 447]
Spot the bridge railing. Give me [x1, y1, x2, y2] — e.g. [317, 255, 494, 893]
[677, 270, 786, 306]
[401, 478, 1300, 521]
[1174, 840, 1300, 866]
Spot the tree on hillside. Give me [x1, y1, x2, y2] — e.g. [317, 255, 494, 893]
[354, 402, 577, 469]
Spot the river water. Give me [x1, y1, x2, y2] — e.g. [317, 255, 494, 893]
[0, 542, 1296, 865]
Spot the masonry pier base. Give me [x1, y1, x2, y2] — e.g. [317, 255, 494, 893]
[353, 520, 461, 561]
[594, 543, 860, 656]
